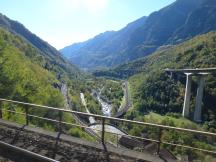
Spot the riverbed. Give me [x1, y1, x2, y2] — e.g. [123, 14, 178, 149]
[97, 95, 112, 116]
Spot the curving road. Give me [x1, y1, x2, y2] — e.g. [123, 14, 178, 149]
[115, 81, 132, 118]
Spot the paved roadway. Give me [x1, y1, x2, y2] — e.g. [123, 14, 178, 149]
[115, 81, 132, 118]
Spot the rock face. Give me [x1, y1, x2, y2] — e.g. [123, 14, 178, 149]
[0, 120, 165, 162]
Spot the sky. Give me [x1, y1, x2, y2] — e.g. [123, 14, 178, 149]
[0, 0, 175, 49]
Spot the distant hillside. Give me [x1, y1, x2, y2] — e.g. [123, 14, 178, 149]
[94, 31, 216, 124]
[60, 16, 147, 70]
[60, 0, 216, 70]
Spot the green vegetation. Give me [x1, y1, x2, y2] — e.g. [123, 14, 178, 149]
[79, 78, 124, 116]
[128, 32, 216, 124]
[121, 112, 216, 160]
[100, 80, 124, 115]
[68, 127, 95, 141]
[0, 27, 64, 123]
[0, 27, 93, 141]
[95, 32, 216, 160]
[62, 0, 216, 70]
[97, 31, 216, 125]
[85, 92, 102, 115]
[79, 79, 103, 115]
[1, 6, 216, 160]
[0, 13, 82, 81]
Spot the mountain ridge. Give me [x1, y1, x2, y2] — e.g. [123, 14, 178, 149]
[60, 16, 147, 70]
[93, 31, 216, 124]
[60, 0, 216, 70]
[0, 13, 81, 80]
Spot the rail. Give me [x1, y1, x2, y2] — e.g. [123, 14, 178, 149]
[0, 140, 58, 162]
[0, 98, 216, 156]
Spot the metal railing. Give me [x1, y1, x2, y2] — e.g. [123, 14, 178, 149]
[0, 98, 216, 156]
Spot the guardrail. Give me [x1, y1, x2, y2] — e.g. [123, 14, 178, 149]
[0, 98, 216, 156]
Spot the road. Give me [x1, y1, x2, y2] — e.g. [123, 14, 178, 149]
[61, 83, 131, 145]
[115, 81, 132, 118]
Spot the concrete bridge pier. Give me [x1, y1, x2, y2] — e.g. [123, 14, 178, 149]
[182, 73, 192, 118]
[165, 68, 216, 122]
[194, 74, 205, 122]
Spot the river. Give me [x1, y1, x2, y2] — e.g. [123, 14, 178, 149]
[96, 95, 112, 116]
[80, 92, 126, 136]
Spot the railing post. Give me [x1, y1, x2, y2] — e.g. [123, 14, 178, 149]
[25, 106, 29, 125]
[58, 110, 63, 133]
[0, 101, 2, 119]
[157, 128, 162, 155]
[101, 118, 105, 144]
[116, 134, 118, 147]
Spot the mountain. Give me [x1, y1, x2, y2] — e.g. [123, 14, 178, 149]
[0, 14, 99, 139]
[0, 27, 63, 105]
[94, 31, 216, 123]
[169, 0, 216, 42]
[0, 13, 84, 111]
[60, 16, 147, 70]
[60, 0, 216, 70]
[0, 13, 81, 80]
[94, 31, 216, 160]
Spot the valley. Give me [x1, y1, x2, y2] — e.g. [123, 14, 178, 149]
[79, 80, 129, 141]
[0, 0, 216, 161]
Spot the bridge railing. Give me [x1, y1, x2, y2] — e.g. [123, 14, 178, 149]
[0, 98, 216, 156]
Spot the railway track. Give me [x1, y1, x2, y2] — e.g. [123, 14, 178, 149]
[0, 120, 141, 162]
[0, 125, 61, 162]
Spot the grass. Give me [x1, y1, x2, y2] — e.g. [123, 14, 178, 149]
[144, 112, 198, 128]
[144, 112, 203, 132]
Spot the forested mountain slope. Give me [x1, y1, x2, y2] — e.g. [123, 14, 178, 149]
[60, 0, 216, 70]
[0, 15, 87, 136]
[60, 16, 147, 70]
[0, 13, 81, 80]
[94, 31, 216, 124]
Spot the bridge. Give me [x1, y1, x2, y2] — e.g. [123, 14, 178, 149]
[0, 98, 215, 162]
[165, 68, 216, 122]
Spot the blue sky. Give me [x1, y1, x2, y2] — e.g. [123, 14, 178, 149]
[0, 0, 175, 49]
